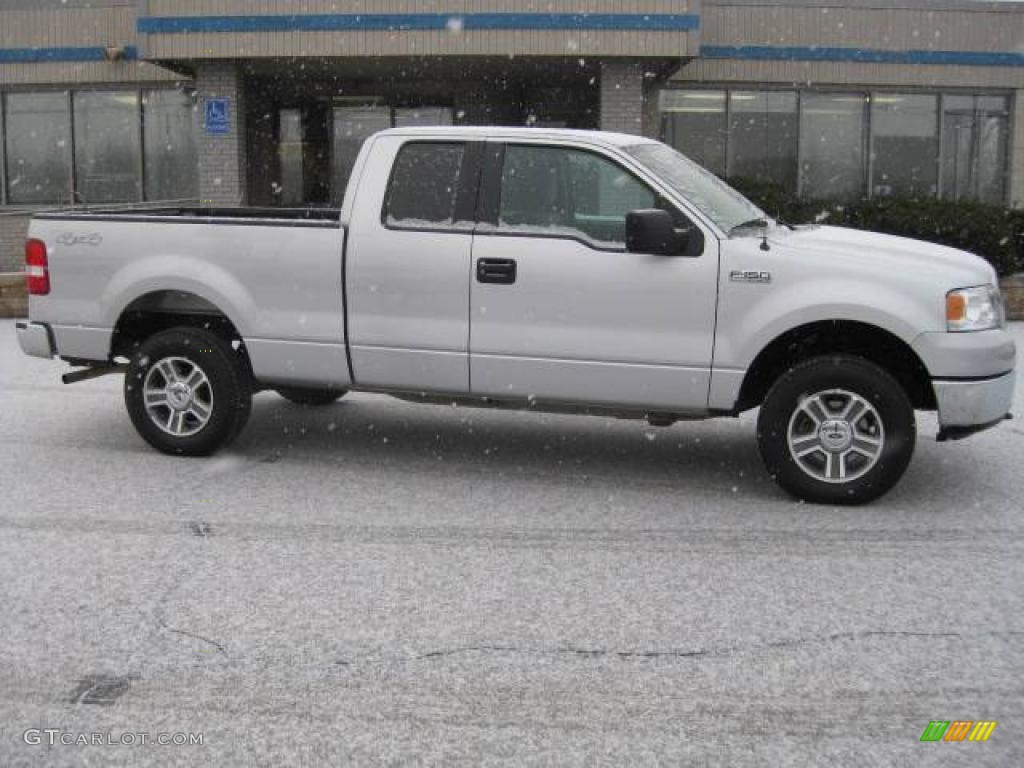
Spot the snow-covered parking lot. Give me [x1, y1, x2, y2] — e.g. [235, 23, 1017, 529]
[1, 319, 1022, 766]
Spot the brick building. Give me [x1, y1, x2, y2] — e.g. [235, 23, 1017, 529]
[0, 0, 1022, 275]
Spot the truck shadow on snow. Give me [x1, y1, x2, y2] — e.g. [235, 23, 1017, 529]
[221, 393, 969, 507]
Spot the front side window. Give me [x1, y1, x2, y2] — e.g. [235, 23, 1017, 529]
[498, 145, 656, 248]
[384, 142, 465, 228]
[4, 91, 72, 205]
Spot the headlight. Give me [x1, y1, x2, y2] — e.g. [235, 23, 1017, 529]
[946, 285, 1004, 332]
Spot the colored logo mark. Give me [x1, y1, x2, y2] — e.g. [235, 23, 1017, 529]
[920, 720, 997, 742]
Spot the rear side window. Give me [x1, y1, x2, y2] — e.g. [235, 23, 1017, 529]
[383, 142, 465, 229]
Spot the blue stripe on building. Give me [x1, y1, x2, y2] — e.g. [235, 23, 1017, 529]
[0, 46, 139, 63]
[700, 45, 1024, 68]
[137, 13, 701, 34]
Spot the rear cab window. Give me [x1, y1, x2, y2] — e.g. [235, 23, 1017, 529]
[382, 142, 474, 231]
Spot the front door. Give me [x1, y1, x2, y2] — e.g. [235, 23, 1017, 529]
[469, 142, 719, 411]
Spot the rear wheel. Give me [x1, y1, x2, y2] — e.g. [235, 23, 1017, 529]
[275, 387, 347, 406]
[756, 355, 916, 505]
[125, 327, 252, 456]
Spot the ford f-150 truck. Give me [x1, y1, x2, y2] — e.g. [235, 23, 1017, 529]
[16, 127, 1017, 504]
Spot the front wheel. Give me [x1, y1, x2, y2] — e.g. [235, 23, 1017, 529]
[757, 355, 916, 505]
[125, 327, 252, 456]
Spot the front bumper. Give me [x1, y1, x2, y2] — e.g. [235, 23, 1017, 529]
[15, 320, 54, 359]
[933, 369, 1016, 435]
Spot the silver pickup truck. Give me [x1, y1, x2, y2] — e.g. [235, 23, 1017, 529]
[16, 127, 1017, 504]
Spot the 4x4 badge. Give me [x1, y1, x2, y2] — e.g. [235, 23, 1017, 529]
[56, 232, 103, 247]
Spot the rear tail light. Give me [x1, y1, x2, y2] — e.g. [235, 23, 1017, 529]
[25, 238, 50, 295]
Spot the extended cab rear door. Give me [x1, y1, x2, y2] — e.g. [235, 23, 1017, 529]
[345, 136, 483, 394]
[468, 139, 719, 411]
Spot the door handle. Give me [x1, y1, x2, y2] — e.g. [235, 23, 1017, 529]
[476, 258, 517, 285]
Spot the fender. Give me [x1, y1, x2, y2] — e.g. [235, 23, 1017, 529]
[103, 253, 256, 343]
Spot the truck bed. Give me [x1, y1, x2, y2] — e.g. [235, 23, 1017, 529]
[25, 205, 350, 389]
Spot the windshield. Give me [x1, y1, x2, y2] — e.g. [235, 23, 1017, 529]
[624, 142, 767, 234]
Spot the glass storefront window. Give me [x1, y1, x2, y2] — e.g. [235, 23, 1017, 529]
[728, 91, 798, 192]
[73, 91, 142, 204]
[658, 87, 1009, 205]
[799, 92, 867, 199]
[4, 92, 72, 205]
[332, 106, 392, 205]
[143, 89, 198, 203]
[277, 109, 305, 207]
[394, 107, 454, 127]
[659, 90, 727, 177]
[871, 94, 938, 198]
[940, 95, 1009, 204]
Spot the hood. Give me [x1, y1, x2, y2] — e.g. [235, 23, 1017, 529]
[769, 225, 997, 289]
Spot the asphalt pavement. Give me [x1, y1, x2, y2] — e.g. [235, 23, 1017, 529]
[1, 319, 1022, 766]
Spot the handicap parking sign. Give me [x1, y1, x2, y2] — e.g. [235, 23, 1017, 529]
[204, 98, 230, 135]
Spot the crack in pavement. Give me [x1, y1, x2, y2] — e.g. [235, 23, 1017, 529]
[335, 629, 1024, 667]
[150, 547, 229, 657]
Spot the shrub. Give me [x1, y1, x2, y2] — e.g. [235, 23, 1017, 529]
[729, 177, 1024, 277]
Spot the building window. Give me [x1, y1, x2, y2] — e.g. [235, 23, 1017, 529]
[871, 94, 939, 198]
[73, 90, 142, 204]
[659, 90, 727, 177]
[799, 92, 867, 199]
[143, 89, 198, 203]
[331, 106, 392, 205]
[276, 108, 305, 207]
[658, 87, 1010, 205]
[1, 87, 196, 208]
[394, 107, 454, 128]
[330, 104, 455, 205]
[3, 92, 72, 205]
[940, 95, 1009, 204]
[728, 91, 798, 192]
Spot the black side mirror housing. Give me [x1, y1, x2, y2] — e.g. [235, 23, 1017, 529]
[625, 209, 687, 256]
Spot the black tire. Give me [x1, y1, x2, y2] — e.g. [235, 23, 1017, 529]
[275, 387, 347, 406]
[756, 355, 916, 505]
[124, 327, 252, 456]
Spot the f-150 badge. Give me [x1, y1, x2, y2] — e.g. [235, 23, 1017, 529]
[729, 270, 771, 284]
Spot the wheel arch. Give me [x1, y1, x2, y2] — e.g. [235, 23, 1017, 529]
[110, 289, 247, 361]
[735, 319, 936, 413]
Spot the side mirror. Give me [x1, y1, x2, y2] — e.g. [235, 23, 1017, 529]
[626, 209, 687, 256]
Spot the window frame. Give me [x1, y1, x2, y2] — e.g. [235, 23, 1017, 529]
[476, 140, 703, 255]
[379, 139, 483, 235]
